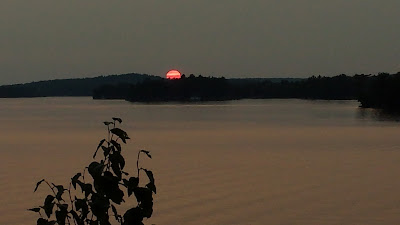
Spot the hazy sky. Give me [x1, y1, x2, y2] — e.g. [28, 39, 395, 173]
[1, 0, 399, 85]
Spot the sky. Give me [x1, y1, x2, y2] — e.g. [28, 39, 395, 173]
[1, 0, 399, 85]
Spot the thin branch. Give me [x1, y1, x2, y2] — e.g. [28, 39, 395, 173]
[43, 180, 57, 197]
[137, 151, 141, 178]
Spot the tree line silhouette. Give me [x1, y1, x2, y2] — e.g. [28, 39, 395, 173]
[357, 72, 400, 110]
[1, 71, 400, 110]
[93, 72, 400, 111]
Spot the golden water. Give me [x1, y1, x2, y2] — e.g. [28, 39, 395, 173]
[1, 97, 400, 225]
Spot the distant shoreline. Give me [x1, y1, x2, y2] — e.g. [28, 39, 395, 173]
[1, 72, 400, 111]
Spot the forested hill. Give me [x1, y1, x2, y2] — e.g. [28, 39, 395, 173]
[0, 73, 161, 98]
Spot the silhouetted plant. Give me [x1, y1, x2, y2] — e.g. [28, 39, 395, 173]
[29, 118, 156, 225]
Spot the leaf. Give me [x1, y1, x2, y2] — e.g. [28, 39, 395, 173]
[37, 219, 58, 225]
[123, 177, 139, 197]
[110, 152, 125, 179]
[94, 139, 106, 158]
[110, 128, 130, 143]
[53, 184, 66, 201]
[28, 207, 41, 213]
[88, 162, 104, 179]
[140, 150, 152, 159]
[123, 207, 144, 225]
[140, 201, 153, 218]
[119, 155, 125, 170]
[144, 169, 155, 184]
[55, 205, 68, 225]
[102, 146, 111, 157]
[44, 195, 55, 208]
[75, 198, 89, 218]
[84, 184, 93, 198]
[37, 218, 48, 225]
[101, 171, 124, 204]
[111, 161, 121, 179]
[77, 181, 93, 198]
[112, 117, 123, 123]
[129, 177, 139, 187]
[71, 173, 81, 189]
[143, 169, 156, 195]
[43, 195, 55, 218]
[70, 210, 84, 225]
[43, 203, 55, 218]
[89, 193, 110, 218]
[57, 203, 68, 211]
[133, 187, 152, 204]
[133, 187, 154, 219]
[34, 179, 45, 192]
[146, 182, 157, 194]
[110, 140, 121, 152]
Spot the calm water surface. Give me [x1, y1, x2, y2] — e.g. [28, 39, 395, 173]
[1, 98, 400, 225]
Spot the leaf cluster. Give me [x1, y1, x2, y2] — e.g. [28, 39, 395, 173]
[30, 118, 156, 225]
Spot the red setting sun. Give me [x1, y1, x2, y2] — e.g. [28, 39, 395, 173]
[166, 70, 181, 79]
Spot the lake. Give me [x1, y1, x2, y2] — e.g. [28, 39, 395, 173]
[1, 97, 400, 225]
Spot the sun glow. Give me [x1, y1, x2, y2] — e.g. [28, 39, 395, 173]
[166, 70, 181, 79]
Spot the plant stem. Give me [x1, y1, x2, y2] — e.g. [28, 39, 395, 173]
[137, 151, 141, 178]
[44, 180, 57, 197]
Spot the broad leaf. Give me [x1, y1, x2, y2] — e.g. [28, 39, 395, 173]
[37, 218, 48, 225]
[90, 193, 110, 218]
[75, 198, 89, 218]
[140, 201, 153, 218]
[123, 207, 144, 225]
[100, 171, 124, 204]
[110, 128, 130, 143]
[53, 184, 65, 200]
[84, 183, 93, 198]
[110, 140, 121, 152]
[110, 152, 125, 179]
[77, 181, 93, 198]
[55, 205, 68, 225]
[133, 187, 152, 204]
[88, 162, 104, 179]
[146, 182, 157, 194]
[102, 146, 111, 157]
[43, 195, 55, 218]
[123, 177, 139, 197]
[144, 169, 155, 184]
[111, 161, 121, 179]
